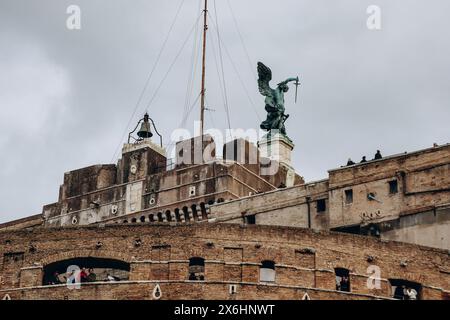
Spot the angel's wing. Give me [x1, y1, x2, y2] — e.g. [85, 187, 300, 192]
[257, 62, 274, 97]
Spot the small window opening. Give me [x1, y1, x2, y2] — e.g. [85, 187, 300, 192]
[165, 210, 172, 222]
[367, 192, 376, 201]
[200, 203, 207, 220]
[188, 257, 205, 281]
[316, 199, 326, 213]
[335, 268, 350, 292]
[174, 208, 181, 221]
[344, 189, 353, 204]
[260, 260, 276, 282]
[189, 186, 196, 197]
[244, 215, 256, 225]
[389, 180, 398, 194]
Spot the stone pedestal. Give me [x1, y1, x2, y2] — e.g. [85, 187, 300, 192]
[258, 133, 294, 165]
[258, 133, 296, 187]
[122, 138, 166, 157]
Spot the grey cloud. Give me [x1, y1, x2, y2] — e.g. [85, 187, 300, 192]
[0, 0, 449, 222]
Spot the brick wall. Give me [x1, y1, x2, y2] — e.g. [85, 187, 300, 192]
[0, 223, 448, 300]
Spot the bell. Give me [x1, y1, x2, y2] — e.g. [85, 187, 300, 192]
[137, 113, 153, 139]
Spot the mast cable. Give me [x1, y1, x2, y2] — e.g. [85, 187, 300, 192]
[208, 14, 262, 121]
[226, 0, 257, 80]
[182, 0, 202, 125]
[144, 13, 203, 112]
[110, 0, 186, 163]
[212, 0, 232, 136]
[199, 0, 209, 138]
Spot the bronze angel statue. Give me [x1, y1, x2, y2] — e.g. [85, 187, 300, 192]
[257, 62, 299, 138]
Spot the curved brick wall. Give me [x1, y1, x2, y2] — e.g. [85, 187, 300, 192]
[0, 224, 448, 300]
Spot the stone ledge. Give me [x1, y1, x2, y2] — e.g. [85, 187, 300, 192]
[0, 280, 396, 300]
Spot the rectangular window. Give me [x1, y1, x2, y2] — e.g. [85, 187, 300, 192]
[335, 268, 351, 292]
[3, 252, 24, 264]
[344, 189, 353, 204]
[189, 186, 196, 197]
[260, 261, 276, 282]
[389, 180, 398, 194]
[229, 284, 237, 294]
[244, 215, 256, 225]
[188, 257, 205, 281]
[316, 199, 326, 213]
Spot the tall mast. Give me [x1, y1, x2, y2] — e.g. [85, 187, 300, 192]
[200, 0, 208, 138]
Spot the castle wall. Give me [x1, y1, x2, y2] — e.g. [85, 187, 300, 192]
[206, 144, 450, 250]
[209, 180, 329, 230]
[379, 205, 450, 249]
[0, 224, 448, 300]
[0, 214, 42, 232]
[41, 137, 298, 228]
[328, 144, 450, 229]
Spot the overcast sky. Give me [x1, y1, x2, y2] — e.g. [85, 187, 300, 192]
[1, 0, 449, 223]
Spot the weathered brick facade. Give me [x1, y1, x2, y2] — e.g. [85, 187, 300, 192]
[0, 224, 448, 300]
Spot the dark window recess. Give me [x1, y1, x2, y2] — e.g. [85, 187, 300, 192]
[42, 257, 130, 285]
[188, 257, 205, 281]
[335, 268, 351, 292]
[344, 189, 353, 204]
[367, 192, 376, 201]
[389, 279, 422, 300]
[389, 180, 398, 194]
[316, 199, 326, 213]
[331, 225, 361, 235]
[245, 215, 256, 225]
[3, 252, 25, 265]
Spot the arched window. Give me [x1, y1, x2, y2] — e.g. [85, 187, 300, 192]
[174, 208, 181, 221]
[182, 207, 189, 221]
[131, 218, 137, 223]
[43, 257, 130, 285]
[260, 260, 275, 282]
[140, 216, 146, 223]
[165, 210, 172, 222]
[200, 203, 207, 220]
[157, 212, 163, 222]
[191, 204, 198, 220]
[335, 268, 350, 292]
[188, 257, 205, 281]
[123, 220, 128, 224]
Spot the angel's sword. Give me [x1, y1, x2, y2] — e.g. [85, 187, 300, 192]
[294, 77, 300, 104]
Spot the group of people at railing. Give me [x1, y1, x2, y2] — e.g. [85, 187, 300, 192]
[47, 267, 121, 285]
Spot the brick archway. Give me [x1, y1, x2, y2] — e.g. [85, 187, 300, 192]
[40, 249, 133, 267]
